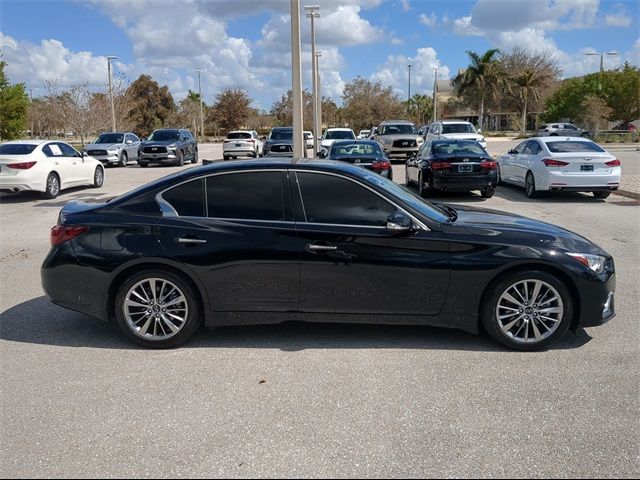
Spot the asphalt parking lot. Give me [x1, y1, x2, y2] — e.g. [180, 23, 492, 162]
[1, 142, 638, 478]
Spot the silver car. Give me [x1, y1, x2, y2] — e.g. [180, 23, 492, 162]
[373, 120, 424, 159]
[84, 132, 141, 167]
[538, 123, 591, 138]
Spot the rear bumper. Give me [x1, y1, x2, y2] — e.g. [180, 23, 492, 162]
[224, 148, 255, 156]
[0, 176, 45, 193]
[384, 147, 419, 158]
[432, 173, 497, 191]
[539, 170, 621, 191]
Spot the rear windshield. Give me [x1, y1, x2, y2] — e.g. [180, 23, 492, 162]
[0, 144, 38, 155]
[148, 130, 180, 141]
[227, 132, 252, 139]
[94, 133, 124, 144]
[546, 141, 605, 153]
[432, 142, 486, 156]
[442, 123, 476, 134]
[331, 143, 382, 156]
[325, 130, 356, 140]
[269, 130, 293, 141]
[382, 124, 417, 135]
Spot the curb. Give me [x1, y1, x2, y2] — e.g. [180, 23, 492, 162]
[613, 189, 640, 200]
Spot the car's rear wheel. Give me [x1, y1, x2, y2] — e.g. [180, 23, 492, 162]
[525, 171, 539, 198]
[593, 191, 611, 199]
[138, 160, 149, 168]
[92, 166, 104, 188]
[114, 270, 201, 348]
[119, 151, 128, 167]
[191, 151, 198, 164]
[481, 270, 572, 351]
[42, 172, 60, 199]
[418, 172, 432, 197]
[176, 150, 184, 166]
[481, 187, 495, 198]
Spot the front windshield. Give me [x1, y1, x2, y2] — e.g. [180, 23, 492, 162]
[432, 141, 487, 156]
[148, 130, 179, 141]
[325, 130, 356, 140]
[269, 130, 293, 141]
[382, 124, 417, 135]
[330, 142, 382, 156]
[95, 133, 124, 144]
[442, 123, 477, 134]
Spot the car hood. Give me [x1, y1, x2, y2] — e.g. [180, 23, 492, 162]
[440, 133, 484, 141]
[265, 139, 293, 145]
[141, 140, 179, 146]
[444, 204, 606, 255]
[382, 134, 422, 141]
[85, 143, 123, 150]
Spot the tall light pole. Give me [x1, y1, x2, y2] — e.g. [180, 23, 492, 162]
[315, 50, 323, 150]
[305, 5, 320, 156]
[407, 63, 413, 115]
[195, 69, 205, 142]
[585, 51, 620, 72]
[432, 67, 438, 122]
[106, 56, 118, 132]
[291, 0, 304, 159]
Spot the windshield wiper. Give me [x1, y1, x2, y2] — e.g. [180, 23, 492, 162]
[436, 204, 458, 222]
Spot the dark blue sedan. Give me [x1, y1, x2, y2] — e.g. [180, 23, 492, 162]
[321, 140, 391, 178]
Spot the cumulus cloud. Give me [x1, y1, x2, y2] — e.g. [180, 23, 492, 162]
[419, 13, 437, 28]
[401, 0, 410, 12]
[604, 3, 633, 27]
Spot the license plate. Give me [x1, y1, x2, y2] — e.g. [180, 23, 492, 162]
[236, 143, 242, 147]
[581, 164, 594, 172]
[458, 165, 473, 173]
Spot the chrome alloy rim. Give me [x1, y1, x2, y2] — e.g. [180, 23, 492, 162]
[124, 278, 188, 340]
[95, 168, 103, 186]
[526, 174, 534, 196]
[48, 175, 59, 196]
[496, 279, 564, 343]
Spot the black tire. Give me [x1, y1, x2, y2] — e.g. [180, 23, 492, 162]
[481, 270, 573, 351]
[92, 166, 104, 188]
[418, 172, 432, 198]
[119, 151, 128, 167]
[593, 191, 611, 199]
[525, 171, 539, 198]
[481, 187, 495, 198]
[42, 172, 60, 199]
[191, 150, 198, 164]
[138, 161, 149, 168]
[496, 164, 504, 185]
[223, 155, 230, 161]
[114, 269, 202, 349]
[176, 150, 184, 166]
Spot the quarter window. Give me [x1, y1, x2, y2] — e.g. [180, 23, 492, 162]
[296, 172, 396, 226]
[162, 179, 205, 217]
[206, 172, 286, 221]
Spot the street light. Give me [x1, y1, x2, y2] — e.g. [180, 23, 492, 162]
[106, 56, 118, 132]
[194, 70, 205, 143]
[407, 62, 413, 114]
[432, 67, 438, 122]
[304, 5, 320, 155]
[291, 0, 304, 159]
[585, 51, 620, 72]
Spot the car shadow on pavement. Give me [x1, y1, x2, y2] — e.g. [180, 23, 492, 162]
[0, 188, 110, 206]
[491, 184, 611, 204]
[1, 296, 592, 352]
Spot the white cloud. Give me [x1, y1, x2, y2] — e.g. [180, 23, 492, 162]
[604, 3, 633, 27]
[401, 0, 410, 12]
[419, 13, 437, 28]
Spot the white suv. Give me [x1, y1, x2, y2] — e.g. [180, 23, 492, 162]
[426, 121, 487, 148]
[319, 128, 356, 154]
[223, 131, 263, 160]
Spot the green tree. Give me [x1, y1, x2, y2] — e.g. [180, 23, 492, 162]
[601, 63, 640, 124]
[210, 87, 253, 131]
[452, 49, 502, 130]
[126, 75, 176, 137]
[341, 77, 404, 132]
[0, 60, 29, 140]
[408, 94, 433, 126]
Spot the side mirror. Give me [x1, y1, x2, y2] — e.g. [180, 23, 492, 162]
[126, 139, 133, 145]
[81, 151, 87, 158]
[386, 211, 413, 234]
[477, 129, 482, 134]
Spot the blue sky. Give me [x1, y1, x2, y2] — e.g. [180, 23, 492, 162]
[1, 0, 638, 110]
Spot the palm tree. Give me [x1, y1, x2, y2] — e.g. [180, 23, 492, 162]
[509, 68, 545, 133]
[409, 94, 433, 124]
[452, 49, 502, 131]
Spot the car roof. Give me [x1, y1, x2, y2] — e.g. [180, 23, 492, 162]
[325, 128, 354, 131]
[441, 120, 473, 124]
[0, 139, 50, 146]
[380, 120, 414, 125]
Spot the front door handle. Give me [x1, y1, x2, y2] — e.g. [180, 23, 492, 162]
[175, 237, 207, 245]
[306, 243, 338, 252]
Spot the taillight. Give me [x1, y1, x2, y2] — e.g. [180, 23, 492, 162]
[248, 139, 255, 144]
[371, 160, 391, 171]
[7, 161, 37, 169]
[605, 159, 621, 167]
[50, 225, 89, 246]
[542, 158, 570, 167]
[480, 161, 497, 169]
[431, 161, 452, 170]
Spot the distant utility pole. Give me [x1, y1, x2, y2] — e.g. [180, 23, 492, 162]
[195, 69, 205, 142]
[107, 56, 118, 132]
[291, 0, 304, 159]
[407, 63, 413, 114]
[305, 4, 320, 156]
[432, 67, 438, 122]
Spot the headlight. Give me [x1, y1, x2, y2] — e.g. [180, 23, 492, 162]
[383, 138, 392, 144]
[566, 253, 606, 274]
[167, 143, 177, 149]
[417, 138, 424, 144]
[107, 149, 118, 154]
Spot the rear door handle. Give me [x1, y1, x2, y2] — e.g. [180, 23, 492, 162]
[306, 244, 338, 252]
[175, 237, 207, 245]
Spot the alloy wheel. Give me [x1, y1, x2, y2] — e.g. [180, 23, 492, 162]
[123, 278, 189, 341]
[94, 167, 104, 187]
[47, 174, 59, 197]
[496, 279, 563, 344]
[525, 173, 537, 198]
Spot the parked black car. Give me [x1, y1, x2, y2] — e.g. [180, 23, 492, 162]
[42, 159, 615, 351]
[138, 129, 198, 167]
[321, 140, 392, 178]
[406, 139, 497, 198]
[263, 127, 293, 157]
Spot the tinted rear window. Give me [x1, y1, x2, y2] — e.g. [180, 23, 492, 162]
[432, 142, 486, 156]
[227, 132, 252, 139]
[546, 141, 605, 153]
[162, 179, 205, 217]
[325, 130, 356, 140]
[0, 144, 38, 155]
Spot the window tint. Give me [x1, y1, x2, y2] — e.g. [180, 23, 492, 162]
[162, 179, 205, 217]
[58, 143, 80, 157]
[513, 141, 528, 154]
[522, 141, 540, 155]
[297, 172, 396, 226]
[131, 134, 140, 142]
[546, 141, 605, 153]
[206, 172, 285, 221]
[227, 132, 253, 139]
[0, 144, 37, 155]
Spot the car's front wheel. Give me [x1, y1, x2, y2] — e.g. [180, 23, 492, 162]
[192, 151, 198, 164]
[92, 166, 104, 188]
[176, 150, 184, 166]
[481, 270, 572, 351]
[593, 191, 611, 199]
[119, 151, 128, 167]
[525, 171, 539, 198]
[114, 270, 201, 348]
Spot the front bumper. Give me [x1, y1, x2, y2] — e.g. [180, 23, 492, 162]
[383, 146, 419, 158]
[139, 152, 178, 162]
[576, 271, 616, 328]
[93, 154, 120, 164]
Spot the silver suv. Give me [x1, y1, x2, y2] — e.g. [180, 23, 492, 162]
[373, 120, 424, 159]
[84, 132, 141, 167]
[538, 123, 591, 137]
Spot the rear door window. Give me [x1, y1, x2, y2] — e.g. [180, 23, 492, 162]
[162, 179, 205, 217]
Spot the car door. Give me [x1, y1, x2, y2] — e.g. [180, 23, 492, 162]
[408, 141, 429, 183]
[156, 170, 300, 312]
[501, 141, 528, 184]
[56, 142, 88, 185]
[42, 143, 73, 188]
[291, 170, 450, 316]
[125, 134, 140, 159]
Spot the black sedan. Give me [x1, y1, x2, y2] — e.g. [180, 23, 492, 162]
[321, 140, 392, 178]
[42, 159, 615, 350]
[406, 139, 497, 198]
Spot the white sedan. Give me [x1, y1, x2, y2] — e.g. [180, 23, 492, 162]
[498, 137, 621, 199]
[0, 140, 105, 199]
